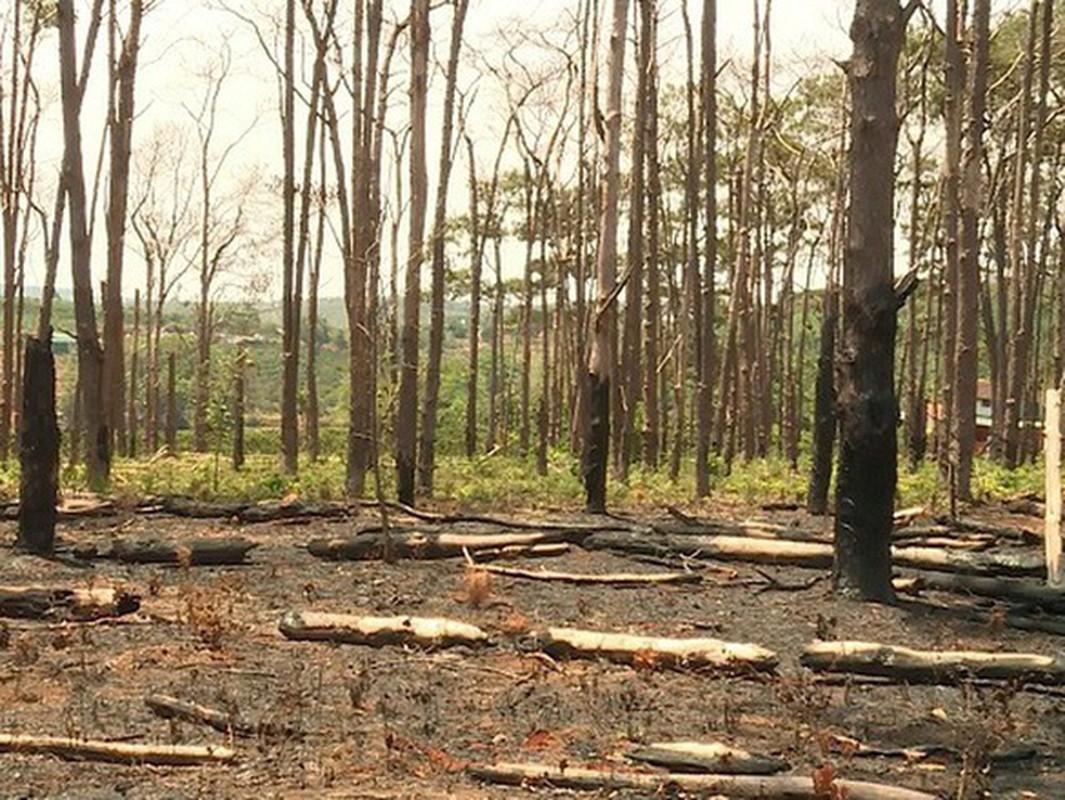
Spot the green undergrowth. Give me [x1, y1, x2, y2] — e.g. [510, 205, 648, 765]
[0, 449, 1045, 513]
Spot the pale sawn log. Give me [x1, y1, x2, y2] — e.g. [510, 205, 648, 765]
[468, 761, 936, 800]
[627, 740, 788, 775]
[0, 586, 140, 620]
[0, 733, 235, 765]
[279, 610, 489, 649]
[469, 564, 701, 586]
[538, 627, 777, 673]
[801, 641, 1065, 686]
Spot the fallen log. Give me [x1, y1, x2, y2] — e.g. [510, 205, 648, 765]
[800, 641, 1065, 686]
[585, 532, 1044, 576]
[142, 495, 350, 524]
[627, 741, 788, 775]
[891, 546, 1043, 577]
[827, 737, 1037, 765]
[373, 501, 605, 532]
[108, 537, 258, 565]
[904, 570, 1065, 612]
[472, 543, 570, 560]
[468, 564, 701, 587]
[279, 610, 489, 649]
[468, 761, 936, 800]
[583, 531, 834, 568]
[145, 694, 294, 738]
[0, 733, 235, 766]
[0, 586, 140, 621]
[536, 627, 777, 673]
[307, 530, 580, 561]
[933, 515, 1039, 544]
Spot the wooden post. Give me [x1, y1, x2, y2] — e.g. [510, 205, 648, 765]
[1046, 388, 1062, 586]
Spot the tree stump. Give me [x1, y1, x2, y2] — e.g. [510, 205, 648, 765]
[18, 336, 60, 555]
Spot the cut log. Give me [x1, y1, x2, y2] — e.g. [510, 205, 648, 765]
[891, 546, 1043, 577]
[801, 641, 1065, 686]
[373, 500, 607, 532]
[627, 741, 788, 775]
[468, 761, 936, 800]
[892, 506, 926, 527]
[307, 530, 579, 561]
[468, 564, 701, 587]
[279, 610, 488, 649]
[472, 543, 570, 560]
[585, 532, 1044, 576]
[145, 694, 294, 738]
[108, 537, 258, 565]
[0, 733, 235, 766]
[537, 627, 777, 673]
[583, 531, 834, 568]
[0, 586, 140, 621]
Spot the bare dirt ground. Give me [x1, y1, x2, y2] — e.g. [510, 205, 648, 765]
[1, 500, 1063, 799]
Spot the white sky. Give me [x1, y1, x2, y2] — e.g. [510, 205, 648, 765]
[24, 0, 1020, 302]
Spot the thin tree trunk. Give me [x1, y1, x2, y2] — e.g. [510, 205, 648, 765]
[58, 0, 109, 488]
[17, 336, 58, 555]
[954, 0, 990, 499]
[165, 350, 177, 453]
[127, 288, 139, 457]
[419, 0, 469, 493]
[396, 0, 429, 505]
[103, 0, 143, 461]
[582, 0, 628, 513]
[232, 345, 245, 470]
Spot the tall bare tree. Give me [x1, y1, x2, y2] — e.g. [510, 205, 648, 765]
[396, 0, 429, 505]
[582, 0, 628, 513]
[953, 0, 990, 500]
[419, 0, 470, 493]
[59, 0, 109, 487]
[103, 0, 144, 458]
[833, 0, 917, 601]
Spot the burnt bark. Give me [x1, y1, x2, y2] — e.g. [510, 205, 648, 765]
[833, 0, 911, 602]
[17, 336, 58, 555]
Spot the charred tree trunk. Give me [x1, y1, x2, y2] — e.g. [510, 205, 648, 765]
[833, 0, 912, 602]
[807, 286, 837, 515]
[17, 336, 58, 555]
[582, 0, 628, 514]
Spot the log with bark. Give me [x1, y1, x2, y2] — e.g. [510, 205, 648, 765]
[108, 537, 258, 565]
[903, 570, 1065, 612]
[307, 529, 581, 561]
[279, 610, 489, 649]
[0, 733, 235, 765]
[0, 586, 140, 620]
[536, 627, 777, 673]
[140, 495, 350, 523]
[627, 741, 789, 775]
[468, 761, 937, 800]
[585, 531, 1044, 576]
[145, 694, 295, 738]
[801, 641, 1065, 686]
